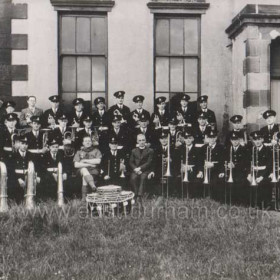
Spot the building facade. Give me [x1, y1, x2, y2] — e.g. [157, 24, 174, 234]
[0, 0, 280, 136]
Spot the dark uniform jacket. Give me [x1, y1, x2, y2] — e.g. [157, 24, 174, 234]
[0, 127, 14, 151]
[133, 126, 155, 148]
[129, 109, 151, 129]
[75, 128, 94, 150]
[68, 111, 87, 127]
[92, 110, 110, 128]
[25, 131, 44, 150]
[192, 124, 210, 145]
[42, 108, 64, 128]
[107, 127, 130, 150]
[260, 124, 279, 144]
[172, 106, 196, 125]
[108, 104, 131, 124]
[224, 145, 249, 183]
[151, 109, 170, 129]
[49, 127, 72, 146]
[10, 151, 34, 180]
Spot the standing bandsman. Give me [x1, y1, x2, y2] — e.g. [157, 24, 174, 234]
[19, 96, 43, 128]
[92, 97, 110, 153]
[68, 98, 87, 128]
[260, 110, 279, 146]
[175, 129, 204, 198]
[108, 91, 130, 125]
[167, 117, 184, 151]
[197, 95, 216, 127]
[42, 95, 64, 128]
[192, 112, 211, 147]
[151, 97, 170, 130]
[173, 94, 195, 127]
[101, 137, 127, 185]
[225, 115, 247, 147]
[0, 113, 19, 155]
[247, 131, 272, 208]
[133, 114, 154, 148]
[0, 101, 16, 126]
[224, 131, 250, 205]
[75, 116, 94, 150]
[201, 130, 225, 201]
[129, 95, 150, 129]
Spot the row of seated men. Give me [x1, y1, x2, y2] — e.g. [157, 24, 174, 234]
[0, 90, 279, 208]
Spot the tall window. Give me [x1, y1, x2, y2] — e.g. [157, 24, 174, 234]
[59, 13, 107, 112]
[154, 16, 200, 107]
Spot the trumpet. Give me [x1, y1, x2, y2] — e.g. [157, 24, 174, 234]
[57, 162, 64, 207]
[120, 158, 125, 178]
[153, 114, 161, 129]
[0, 162, 8, 213]
[164, 134, 171, 177]
[25, 161, 36, 210]
[183, 144, 189, 182]
[203, 145, 212, 184]
[225, 146, 234, 183]
[250, 146, 258, 186]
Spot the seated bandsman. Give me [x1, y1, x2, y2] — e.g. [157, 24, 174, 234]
[8, 136, 39, 203]
[247, 131, 272, 208]
[224, 131, 250, 205]
[201, 130, 225, 201]
[173, 94, 195, 127]
[192, 112, 211, 147]
[40, 138, 68, 199]
[108, 91, 131, 125]
[108, 115, 130, 154]
[19, 96, 43, 128]
[151, 97, 170, 130]
[25, 116, 47, 168]
[175, 129, 204, 198]
[133, 114, 154, 148]
[75, 115, 94, 150]
[260, 110, 279, 146]
[50, 114, 71, 147]
[0, 101, 16, 126]
[42, 95, 64, 128]
[167, 117, 184, 151]
[74, 135, 102, 200]
[129, 95, 150, 129]
[129, 134, 154, 203]
[100, 137, 127, 185]
[197, 95, 216, 127]
[0, 113, 19, 155]
[68, 98, 87, 128]
[225, 115, 248, 147]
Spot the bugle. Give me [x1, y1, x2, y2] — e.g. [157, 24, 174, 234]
[25, 161, 36, 210]
[164, 134, 171, 177]
[0, 162, 8, 213]
[57, 162, 64, 207]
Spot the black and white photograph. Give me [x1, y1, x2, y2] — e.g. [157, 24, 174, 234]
[0, 0, 280, 279]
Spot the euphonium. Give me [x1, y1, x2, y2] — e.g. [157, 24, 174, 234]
[271, 142, 279, 183]
[183, 144, 189, 182]
[57, 162, 64, 207]
[203, 145, 211, 184]
[0, 162, 8, 213]
[25, 161, 36, 210]
[251, 146, 257, 186]
[164, 134, 171, 177]
[63, 129, 75, 157]
[227, 146, 234, 183]
[120, 158, 125, 178]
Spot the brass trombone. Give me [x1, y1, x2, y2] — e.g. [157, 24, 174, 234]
[203, 145, 211, 184]
[183, 144, 189, 183]
[164, 134, 171, 177]
[250, 146, 258, 187]
[120, 159, 126, 178]
[226, 146, 234, 183]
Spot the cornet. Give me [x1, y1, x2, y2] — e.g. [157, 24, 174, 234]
[0, 162, 8, 213]
[164, 134, 171, 177]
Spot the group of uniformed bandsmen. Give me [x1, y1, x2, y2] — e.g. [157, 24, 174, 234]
[0, 90, 280, 209]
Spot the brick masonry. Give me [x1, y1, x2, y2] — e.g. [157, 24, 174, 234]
[0, 0, 28, 110]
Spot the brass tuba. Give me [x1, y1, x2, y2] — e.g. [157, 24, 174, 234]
[0, 162, 8, 212]
[57, 162, 64, 207]
[25, 161, 36, 210]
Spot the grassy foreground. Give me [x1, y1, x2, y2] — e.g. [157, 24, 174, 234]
[0, 198, 280, 280]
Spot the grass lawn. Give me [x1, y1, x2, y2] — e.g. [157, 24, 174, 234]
[0, 198, 280, 280]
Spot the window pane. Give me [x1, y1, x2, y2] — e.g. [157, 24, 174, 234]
[61, 17, 75, 53]
[92, 57, 106, 91]
[184, 58, 198, 92]
[76, 17, 90, 53]
[61, 92, 76, 113]
[91, 17, 107, 54]
[77, 57, 91, 92]
[77, 92, 91, 101]
[184, 18, 199, 54]
[156, 58, 169, 92]
[170, 19, 184, 55]
[155, 19, 169, 55]
[62, 57, 76, 92]
[170, 58, 183, 92]
[187, 93, 198, 101]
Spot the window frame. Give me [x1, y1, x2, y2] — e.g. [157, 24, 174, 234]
[58, 11, 108, 112]
[153, 14, 201, 109]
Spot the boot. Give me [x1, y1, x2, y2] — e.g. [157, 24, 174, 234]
[84, 175, 97, 192]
